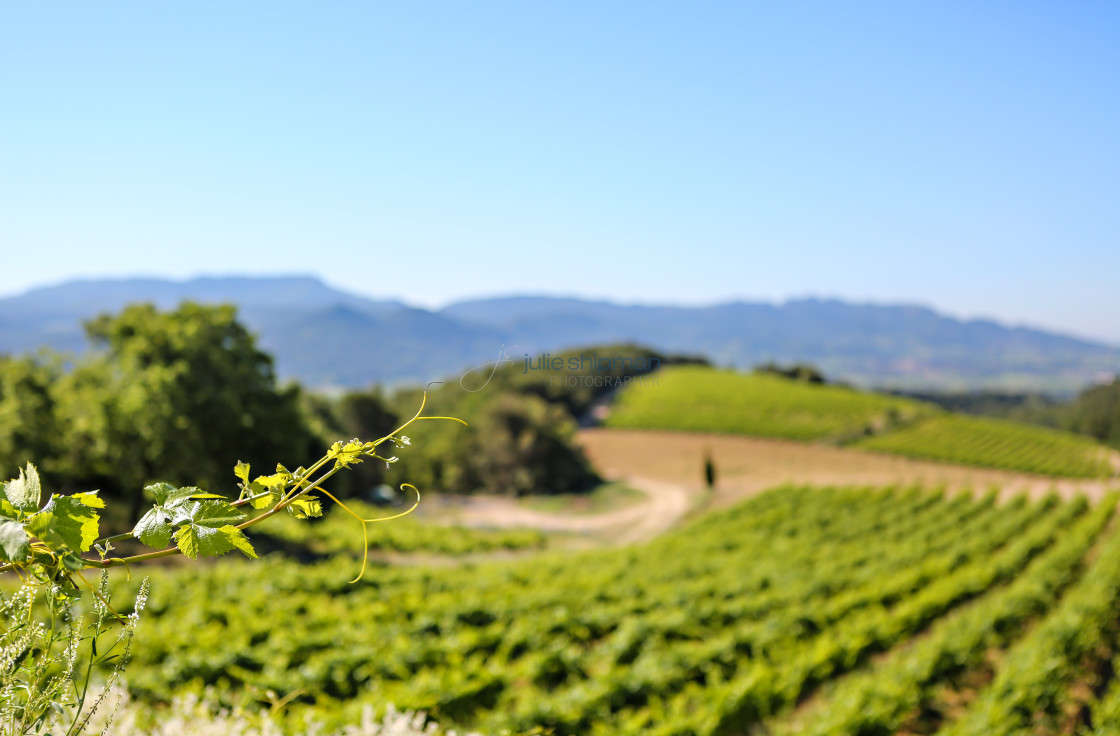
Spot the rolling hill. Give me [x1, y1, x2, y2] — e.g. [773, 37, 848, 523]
[605, 365, 1119, 478]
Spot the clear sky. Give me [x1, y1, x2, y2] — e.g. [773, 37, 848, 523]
[2, 2, 1118, 342]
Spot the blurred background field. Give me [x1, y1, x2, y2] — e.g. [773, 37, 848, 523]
[4, 2, 1120, 734]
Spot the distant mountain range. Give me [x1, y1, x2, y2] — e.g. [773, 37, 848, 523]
[1, 276, 1117, 393]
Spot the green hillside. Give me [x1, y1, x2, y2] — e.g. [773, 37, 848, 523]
[113, 486, 1120, 735]
[606, 366, 1117, 478]
[605, 365, 933, 441]
[855, 413, 1116, 478]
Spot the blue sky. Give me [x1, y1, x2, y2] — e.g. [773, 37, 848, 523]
[3, 2, 1119, 342]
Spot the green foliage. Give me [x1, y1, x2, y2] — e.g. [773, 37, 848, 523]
[0, 383, 459, 734]
[606, 365, 932, 441]
[393, 389, 599, 497]
[0, 355, 63, 486]
[0, 573, 149, 736]
[255, 498, 546, 557]
[608, 365, 1118, 478]
[299, 390, 399, 501]
[784, 491, 1117, 736]
[0, 303, 318, 527]
[755, 361, 827, 384]
[382, 345, 694, 497]
[1068, 377, 1120, 447]
[103, 484, 1113, 735]
[855, 412, 1116, 477]
[131, 482, 255, 560]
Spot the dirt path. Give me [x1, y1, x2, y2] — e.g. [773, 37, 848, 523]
[579, 428, 1120, 507]
[425, 428, 1120, 546]
[436, 475, 693, 545]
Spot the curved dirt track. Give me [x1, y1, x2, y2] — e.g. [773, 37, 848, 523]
[443, 475, 691, 545]
[437, 428, 1120, 546]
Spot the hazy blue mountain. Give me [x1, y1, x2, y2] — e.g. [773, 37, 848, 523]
[0, 276, 498, 388]
[1, 277, 1118, 392]
[441, 296, 1120, 393]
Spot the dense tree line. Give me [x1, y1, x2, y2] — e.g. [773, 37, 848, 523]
[896, 380, 1120, 449]
[0, 304, 691, 532]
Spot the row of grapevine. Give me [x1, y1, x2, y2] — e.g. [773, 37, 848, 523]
[107, 485, 1097, 735]
[780, 492, 1119, 736]
[936, 499, 1120, 736]
[856, 413, 1116, 478]
[614, 494, 1094, 736]
[489, 492, 1048, 734]
[605, 365, 1115, 478]
[252, 499, 547, 557]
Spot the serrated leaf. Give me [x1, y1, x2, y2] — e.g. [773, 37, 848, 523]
[134, 492, 245, 551]
[173, 524, 240, 559]
[5, 464, 42, 512]
[26, 495, 100, 553]
[72, 491, 105, 509]
[234, 461, 251, 485]
[0, 520, 30, 561]
[221, 525, 258, 559]
[179, 499, 245, 528]
[0, 495, 18, 520]
[132, 509, 173, 549]
[60, 552, 86, 572]
[145, 482, 198, 506]
[173, 525, 200, 558]
[328, 439, 367, 468]
[254, 473, 289, 489]
[250, 489, 280, 510]
[286, 496, 323, 520]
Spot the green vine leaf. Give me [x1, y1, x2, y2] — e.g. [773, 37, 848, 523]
[0, 520, 30, 561]
[163, 493, 250, 558]
[173, 523, 256, 559]
[233, 460, 251, 485]
[328, 439, 367, 468]
[132, 483, 238, 549]
[4, 463, 42, 513]
[26, 495, 101, 554]
[133, 509, 173, 549]
[247, 472, 288, 509]
[224, 525, 259, 559]
[0, 493, 18, 520]
[286, 496, 323, 519]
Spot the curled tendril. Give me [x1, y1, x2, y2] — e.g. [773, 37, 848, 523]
[316, 484, 422, 583]
[312, 387, 467, 583]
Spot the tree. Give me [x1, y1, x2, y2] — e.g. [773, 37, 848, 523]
[396, 391, 599, 497]
[0, 355, 64, 481]
[1068, 378, 1120, 447]
[68, 302, 317, 522]
[704, 448, 717, 489]
[304, 389, 400, 500]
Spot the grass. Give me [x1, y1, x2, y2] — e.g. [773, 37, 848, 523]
[605, 365, 933, 442]
[604, 365, 1117, 478]
[855, 413, 1116, 478]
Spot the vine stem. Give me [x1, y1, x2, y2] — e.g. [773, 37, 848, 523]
[0, 389, 466, 575]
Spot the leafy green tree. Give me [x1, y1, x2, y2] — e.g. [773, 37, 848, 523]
[302, 389, 399, 499]
[397, 391, 598, 496]
[0, 355, 64, 481]
[1068, 378, 1120, 447]
[61, 303, 316, 522]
